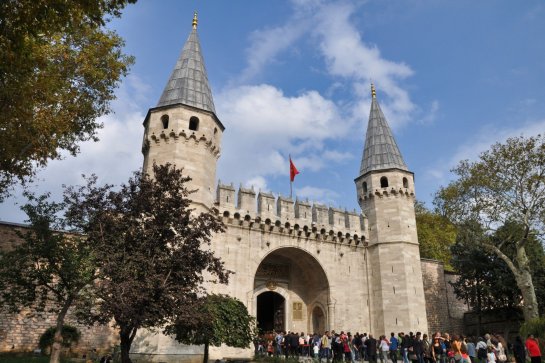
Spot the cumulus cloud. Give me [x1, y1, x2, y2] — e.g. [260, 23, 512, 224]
[218, 0, 417, 193]
[216, 84, 348, 187]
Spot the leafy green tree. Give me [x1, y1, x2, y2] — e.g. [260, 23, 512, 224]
[0, 194, 98, 363]
[435, 134, 545, 321]
[414, 201, 457, 270]
[0, 0, 135, 200]
[64, 164, 230, 363]
[450, 221, 521, 335]
[167, 294, 256, 363]
[39, 325, 81, 354]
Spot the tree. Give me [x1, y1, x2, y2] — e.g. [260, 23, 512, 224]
[435, 134, 545, 321]
[0, 0, 135, 200]
[449, 221, 522, 335]
[414, 201, 457, 270]
[167, 294, 256, 363]
[64, 164, 230, 363]
[0, 194, 99, 363]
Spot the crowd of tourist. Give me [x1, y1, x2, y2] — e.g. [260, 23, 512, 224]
[255, 331, 542, 363]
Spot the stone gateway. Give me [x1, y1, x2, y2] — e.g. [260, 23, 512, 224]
[134, 14, 428, 359]
[0, 13, 466, 361]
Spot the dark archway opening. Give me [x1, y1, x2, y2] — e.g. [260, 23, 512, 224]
[257, 291, 285, 333]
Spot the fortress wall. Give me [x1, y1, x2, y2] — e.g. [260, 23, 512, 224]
[0, 223, 118, 354]
[216, 183, 367, 239]
[421, 259, 467, 335]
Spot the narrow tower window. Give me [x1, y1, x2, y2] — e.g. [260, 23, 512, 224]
[189, 116, 199, 131]
[362, 181, 368, 194]
[161, 115, 169, 129]
[403, 177, 409, 188]
[380, 176, 389, 188]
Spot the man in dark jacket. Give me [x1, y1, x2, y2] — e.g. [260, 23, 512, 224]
[365, 334, 378, 363]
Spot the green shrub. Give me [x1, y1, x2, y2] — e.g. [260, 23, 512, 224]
[520, 316, 545, 353]
[38, 325, 81, 353]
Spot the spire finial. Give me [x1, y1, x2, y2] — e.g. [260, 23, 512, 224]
[192, 11, 198, 29]
[371, 83, 376, 99]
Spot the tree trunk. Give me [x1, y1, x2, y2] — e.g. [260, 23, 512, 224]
[120, 326, 138, 363]
[515, 243, 539, 321]
[202, 342, 209, 363]
[49, 298, 72, 363]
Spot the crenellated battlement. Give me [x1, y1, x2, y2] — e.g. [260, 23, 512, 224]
[147, 128, 221, 157]
[216, 182, 367, 246]
[360, 186, 415, 201]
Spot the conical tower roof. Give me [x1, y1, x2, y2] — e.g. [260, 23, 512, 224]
[156, 13, 216, 113]
[359, 85, 408, 175]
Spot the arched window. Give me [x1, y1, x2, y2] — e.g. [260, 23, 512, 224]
[403, 177, 408, 188]
[380, 176, 389, 188]
[189, 116, 199, 131]
[161, 115, 169, 129]
[362, 181, 368, 194]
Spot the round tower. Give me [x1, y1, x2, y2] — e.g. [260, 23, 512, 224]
[354, 84, 428, 335]
[141, 13, 224, 211]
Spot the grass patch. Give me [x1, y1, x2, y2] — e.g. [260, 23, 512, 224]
[0, 352, 76, 363]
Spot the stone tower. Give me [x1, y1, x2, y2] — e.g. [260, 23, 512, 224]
[141, 13, 224, 211]
[354, 85, 428, 335]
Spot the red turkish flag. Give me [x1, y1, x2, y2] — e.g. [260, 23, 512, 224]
[289, 157, 299, 182]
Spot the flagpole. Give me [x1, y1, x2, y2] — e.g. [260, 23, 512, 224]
[289, 154, 293, 199]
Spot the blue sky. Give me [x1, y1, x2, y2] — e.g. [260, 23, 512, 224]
[1, 0, 545, 223]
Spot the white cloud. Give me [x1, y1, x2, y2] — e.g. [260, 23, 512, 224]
[425, 118, 545, 186]
[322, 150, 353, 162]
[216, 84, 348, 185]
[0, 77, 148, 223]
[419, 100, 440, 125]
[218, 0, 418, 195]
[295, 185, 339, 205]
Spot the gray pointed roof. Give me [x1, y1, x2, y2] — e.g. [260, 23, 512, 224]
[157, 27, 216, 113]
[359, 96, 408, 175]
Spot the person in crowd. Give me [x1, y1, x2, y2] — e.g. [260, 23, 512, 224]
[494, 335, 507, 363]
[365, 334, 378, 363]
[460, 343, 470, 363]
[414, 332, 424, 363]
[487, 346, 497, 363]
[465, 336, 476, 363]
[379, 335, 390, 363]
[332, 333, 343, 363]
[390, 332, 399, 363]
[526, 334, 542, 363]
[432, 337, 443, 363]
[401, 332, 410, 363]
[452, 335, 463, 363]
[274, 331, 283, 357]
[422, 334, 432, 363]
[354, 333, 363, 361]
[512, 336, 525, 363]
[344, 333, 354, 363]
[476, 337, 488, 363]
[322, 331, 332, 362]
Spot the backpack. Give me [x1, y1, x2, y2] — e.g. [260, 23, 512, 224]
[477, 347, 487, 359]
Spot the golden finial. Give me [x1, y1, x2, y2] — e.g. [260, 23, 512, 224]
[371, 83, 376, 99]
[192, 11, 198, 29]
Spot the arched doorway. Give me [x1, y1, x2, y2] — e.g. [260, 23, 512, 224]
[257, 291, 285, 332]
[253, 247, 330, 333]
[312, 306, 325, 334]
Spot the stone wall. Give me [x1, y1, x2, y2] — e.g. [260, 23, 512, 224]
[421, 259, 467, 335]
[0, 222, 118, 354]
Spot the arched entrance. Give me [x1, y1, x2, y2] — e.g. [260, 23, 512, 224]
[312, 306, 326, 334]
[257, 291, 285, 332]
[253, 247, 330, 334]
